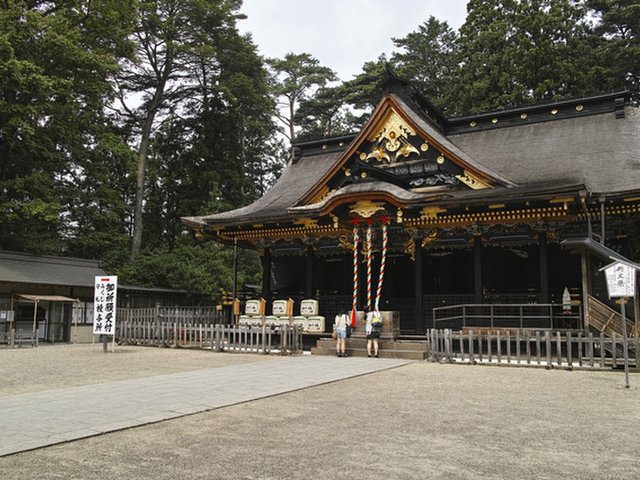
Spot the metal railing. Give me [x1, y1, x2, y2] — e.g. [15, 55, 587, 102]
[432, 303, 582, 331]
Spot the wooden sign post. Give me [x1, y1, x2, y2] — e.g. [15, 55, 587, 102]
[602, 261, 637, 388]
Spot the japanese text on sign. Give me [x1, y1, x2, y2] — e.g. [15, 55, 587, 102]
[604, 263, 636, 298]
[93, 276, 118, 335]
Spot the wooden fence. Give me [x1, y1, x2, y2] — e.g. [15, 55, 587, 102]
[118, 320, 303, 355]
[428, 328, 640, 369]
[117, 306, 222, 325]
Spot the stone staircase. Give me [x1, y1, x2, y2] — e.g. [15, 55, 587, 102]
[310, 310, 430, 360]
[311, 336, 430, 360]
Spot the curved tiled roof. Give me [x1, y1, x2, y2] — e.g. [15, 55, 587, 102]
[450, 107, 640, 193]
[183, 150, 344, 228]
[183, 90, 640, 229]
[288, 180, 439, 215]
[393, 95, 516, 187]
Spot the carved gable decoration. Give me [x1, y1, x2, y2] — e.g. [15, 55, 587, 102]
[349, 106, 491, 192]
[362, 110, 420, 163]
[300, 96, 500, 209]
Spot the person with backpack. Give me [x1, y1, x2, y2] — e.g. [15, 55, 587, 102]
[333, 310, 349, 357]
[365, 306, 382, 357]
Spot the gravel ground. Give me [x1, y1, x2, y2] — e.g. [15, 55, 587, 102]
[0, 343, 277, 396]
[1, 345, 640, 479]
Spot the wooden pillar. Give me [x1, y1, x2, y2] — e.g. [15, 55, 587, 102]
[580, 252, 591, 330]
[305, 245, 314, 298]
[599, 195, 606, 243]
[261, 248, 272, 303]
[634, 275, 639, 338]
[539, 231, 549, 303]
[474, 236, 483, 304]
[414, 238, 424, 333]
[232, 237, 238, 304]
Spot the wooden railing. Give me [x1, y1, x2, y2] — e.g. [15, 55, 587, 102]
[118, 320, 303, 355]
[587, 295, 637, 337]
[428, 328, 640, 369]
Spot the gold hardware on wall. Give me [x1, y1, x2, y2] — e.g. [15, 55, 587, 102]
[293, 218, 319, 229]
[421, 230, 438, 247]
[338, 235, 354, 251]
[420, 206, 447, 219]
[404, 237, 416, 261]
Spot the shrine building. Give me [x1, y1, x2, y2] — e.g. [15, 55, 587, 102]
[182, 76, 640, 335]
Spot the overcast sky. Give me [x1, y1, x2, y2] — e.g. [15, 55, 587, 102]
[237, 0, 469, 82]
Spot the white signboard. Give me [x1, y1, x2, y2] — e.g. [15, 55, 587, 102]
[604, 262, 636, 298]
[93, 276, 118, 335]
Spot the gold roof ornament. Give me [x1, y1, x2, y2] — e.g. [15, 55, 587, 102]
[455, 170, 491, 190]
[349, 200, 385, 218]
[395, 142, 419, 161]
[366, 145, 391, 163]
[364, 109, 419, 164]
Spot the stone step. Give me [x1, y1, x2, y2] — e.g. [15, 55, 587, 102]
[316, 338, 429, 352]
[311, 345, 428, 360]
[312, 338, 430, 360]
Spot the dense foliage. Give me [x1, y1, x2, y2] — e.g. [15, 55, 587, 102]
[1, 1, 636, 300]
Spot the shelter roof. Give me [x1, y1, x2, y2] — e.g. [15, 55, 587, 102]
[561, 238, 640, 269]
[15, 294, 80, 303]
[0, 251, 105, 288]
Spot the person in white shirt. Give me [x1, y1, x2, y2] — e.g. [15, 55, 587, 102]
[365, 307, 381, 357]
[333, 311, 348, 357]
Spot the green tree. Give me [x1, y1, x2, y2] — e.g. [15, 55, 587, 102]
[586, 0, 640, 90]
[117, 237, 261, 299]
[338, 56, 389, 122]
[115, 0, 257, 259]
[0, 0, 135, 255]
[136, 5, 275, 251]
[450, 0, 603, 114]
[116, 1, 276, 296]
[295, 84, 362, 141]
[391, 16, 459, 113]
[266, 53, 337, 156]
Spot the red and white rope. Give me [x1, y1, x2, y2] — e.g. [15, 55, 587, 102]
[352, 223, 359, 325]
[366, 222, 373, 309]
[374, 222, 388, 312]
